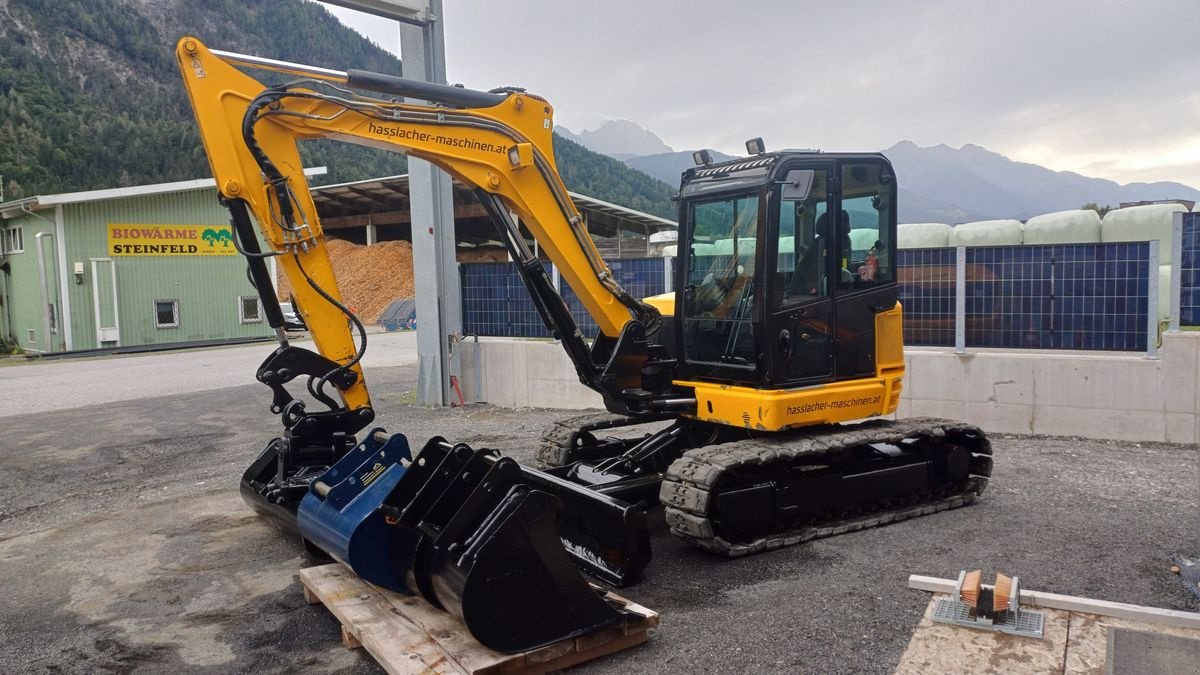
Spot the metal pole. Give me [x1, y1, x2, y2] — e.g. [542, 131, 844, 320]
[955, 245, 966, 354]
[663, 254, 674, 293]
[1146, 240, 1159, 359]
[402, 0, 461, 406]
[1169, 212, 1182, 333]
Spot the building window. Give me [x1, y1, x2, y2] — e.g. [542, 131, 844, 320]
[154, 299, 179, 328]
[26, 329, 35, 344]
[3, 227, 23, 254]
[239, 295, 262, 323]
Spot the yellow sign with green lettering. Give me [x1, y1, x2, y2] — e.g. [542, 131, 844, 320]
[107, 224, 237, 256]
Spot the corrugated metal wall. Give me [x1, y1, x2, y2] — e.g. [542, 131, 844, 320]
[62, 187, 272, 349]
[1, 211, 61, 352]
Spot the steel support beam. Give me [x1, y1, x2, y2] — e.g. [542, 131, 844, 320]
[401, 0, 461, 406]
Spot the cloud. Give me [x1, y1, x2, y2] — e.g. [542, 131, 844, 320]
[318, 0, 1200, 186]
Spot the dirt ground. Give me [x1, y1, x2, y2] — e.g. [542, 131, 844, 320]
[1, 358, 1197, 674]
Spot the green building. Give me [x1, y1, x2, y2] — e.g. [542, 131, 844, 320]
[0, 175, 292, 353]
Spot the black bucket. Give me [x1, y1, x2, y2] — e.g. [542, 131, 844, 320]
[374, 438, 650, 652]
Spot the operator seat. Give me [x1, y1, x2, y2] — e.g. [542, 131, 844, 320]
[790, 209, 850, 297]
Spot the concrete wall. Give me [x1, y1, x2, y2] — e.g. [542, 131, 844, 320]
[457, 332, 1200, 444]
[457, 337, 604, 410]
[899, 333, 1198, 444]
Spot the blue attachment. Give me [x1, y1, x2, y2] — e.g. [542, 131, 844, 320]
[298, 429, 416, 592]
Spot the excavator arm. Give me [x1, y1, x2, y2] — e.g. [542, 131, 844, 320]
[177, 38, 667, 413]
[176, 38, 670, 652]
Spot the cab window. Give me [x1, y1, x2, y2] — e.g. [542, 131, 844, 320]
[683, 194, 759, 367]
[836, 162, 895, 289]
[774, 169, 831, 305]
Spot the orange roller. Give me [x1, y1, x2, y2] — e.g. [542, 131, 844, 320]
[993, 573, 1013, 612]
[960, 570, 983, 607]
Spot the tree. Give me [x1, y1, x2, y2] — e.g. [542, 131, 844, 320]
[1081, 202, 1113, 218]
[201, 228, 219, 247]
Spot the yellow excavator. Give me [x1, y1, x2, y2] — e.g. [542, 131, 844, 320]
[177, 37, 992, 652]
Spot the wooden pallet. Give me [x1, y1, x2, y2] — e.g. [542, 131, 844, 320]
[299, 563, 659, 674]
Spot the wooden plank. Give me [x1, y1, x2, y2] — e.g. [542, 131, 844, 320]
[908, 574, 1200, 629]
[302, 584, 320, 605]
[300, 565, 464, 674]
[375, 587, 512, 675]
[301, 564, 658, 675]
[340, 625, 363, 649]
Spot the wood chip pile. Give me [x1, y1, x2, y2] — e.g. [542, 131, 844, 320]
[276, 238, 415, 324]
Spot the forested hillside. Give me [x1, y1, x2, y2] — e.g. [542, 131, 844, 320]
[553, 134, 674, 218]
[0, 0, 675, 217]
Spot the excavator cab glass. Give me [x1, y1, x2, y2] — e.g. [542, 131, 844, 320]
[683, 193, 760, 367]
[676, 153, 898, 388]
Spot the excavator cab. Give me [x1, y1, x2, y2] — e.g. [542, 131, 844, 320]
[676, 152, 898, 390]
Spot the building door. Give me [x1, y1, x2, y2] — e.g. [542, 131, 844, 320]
[90, 258, 120, 346]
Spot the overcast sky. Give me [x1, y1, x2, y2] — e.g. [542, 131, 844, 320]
[320, 0, 1200, 187]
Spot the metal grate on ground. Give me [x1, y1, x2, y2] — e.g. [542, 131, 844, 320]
[1182, 213, 1200, 327]
[931, 597, 1045, 638]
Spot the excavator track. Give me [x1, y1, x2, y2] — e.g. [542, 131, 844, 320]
[537, 411, 676, 468]
[660, 417, 992, 556]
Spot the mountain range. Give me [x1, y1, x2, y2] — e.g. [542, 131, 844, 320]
[561, 120, 1200, 223]
[555, 120, 673, 159]
[3, 0, 1193, 225]
[0, 0, 673, 217]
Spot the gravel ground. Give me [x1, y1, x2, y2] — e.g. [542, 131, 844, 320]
[1, 355, 1196, 674]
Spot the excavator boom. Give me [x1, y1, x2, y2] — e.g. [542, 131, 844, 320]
[176, 37, 671, 652]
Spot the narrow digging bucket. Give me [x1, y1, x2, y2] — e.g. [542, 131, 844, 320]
[296, 430, 419, 591]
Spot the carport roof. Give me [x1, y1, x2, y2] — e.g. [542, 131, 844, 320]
[0, 167, 328, 220]
[310, 173, 677, 234]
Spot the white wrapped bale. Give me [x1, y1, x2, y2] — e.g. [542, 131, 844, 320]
[660, 244, 677, 257]
[898, 222, 952, 249]
[1022, 209, 1102, 245]
[1101, 203, 1187, 259]
[849, 228, 880, 251]
[950, 219, 1023, 246]
[1194, 202, 1200, 212]
[712, 238, 757, 256]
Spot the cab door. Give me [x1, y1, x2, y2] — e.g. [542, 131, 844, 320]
[763, 161, 836, 386]
[831, 160, 898, 379]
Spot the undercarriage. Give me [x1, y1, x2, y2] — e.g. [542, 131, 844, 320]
[539, 413, 992, 556]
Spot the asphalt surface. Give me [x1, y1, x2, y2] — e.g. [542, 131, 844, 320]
[1, 345, 1197, 674]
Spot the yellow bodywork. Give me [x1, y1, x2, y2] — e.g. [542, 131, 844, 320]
[643, 291, 904, 431]
[641, 291, 676, 316]
[176, 38, 635, 412]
